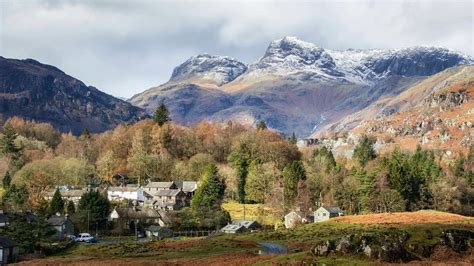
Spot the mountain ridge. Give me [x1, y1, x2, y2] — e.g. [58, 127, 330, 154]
[0, 56, 148, 134]
[129, 37, 472, 137]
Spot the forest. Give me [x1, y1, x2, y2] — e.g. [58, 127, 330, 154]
[0, 103, 473, 228]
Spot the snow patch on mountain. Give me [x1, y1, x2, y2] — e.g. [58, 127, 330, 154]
[170, 53, 247, 86]
[243, 37, 473, 84]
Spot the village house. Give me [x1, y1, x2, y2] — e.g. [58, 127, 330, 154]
[143, 181, 177, 194]
[173, 181, 198, 198]
[221, 220, 261, 234]
[108, 207, 170, 233]
[151, 189, 187, 211]
[0, 210, 9, 228]
[284, 210, 314, 229]
[0, 236, 18, 265]
[47, 214, 75, 239]
[45, 189, 86, 205]
[107, 186, 153, 203]
[314, 206, 344, 222]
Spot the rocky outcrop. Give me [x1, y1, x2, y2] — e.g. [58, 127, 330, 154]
[425, 89, 470, 111]
[311, 229, 473, 262]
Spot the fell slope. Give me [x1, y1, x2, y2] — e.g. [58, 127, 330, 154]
[350, 65, 474, 153]
[0, 57, 147, 134]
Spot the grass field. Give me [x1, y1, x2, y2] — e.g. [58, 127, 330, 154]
[222, 201, 279, 225]
[333, 210, 474, 225]
[16, 211, 474, 265]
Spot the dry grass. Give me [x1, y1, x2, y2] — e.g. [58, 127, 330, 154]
[16, 253, 276, 266]
[222, 201, 278, 225]
[332, 210, 474, 225]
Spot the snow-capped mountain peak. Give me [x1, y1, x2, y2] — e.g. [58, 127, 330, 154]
[245, 37, 472, 84]
[170, 53, 247, 86]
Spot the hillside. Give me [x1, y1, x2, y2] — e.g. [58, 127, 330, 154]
[18, 213, 474, 265]
[130, 37, 472, 137]
[350, 65, 473, 154]
[0, 56, 147, 134]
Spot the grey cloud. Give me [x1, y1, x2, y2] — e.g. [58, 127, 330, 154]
[0, 0, 472, 98]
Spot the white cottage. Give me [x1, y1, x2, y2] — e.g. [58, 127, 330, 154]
[313, 206, 344, 222]
[107, 186, 153, 202]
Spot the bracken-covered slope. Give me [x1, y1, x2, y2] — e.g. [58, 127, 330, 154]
[0, 56, 148, 134]
[349, 65, 474, 154]
[130, 37, 472, 137]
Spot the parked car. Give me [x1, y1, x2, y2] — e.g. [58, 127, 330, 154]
[75, 233, 97, 243]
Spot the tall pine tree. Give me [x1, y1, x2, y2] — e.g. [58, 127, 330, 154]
[1, 123, 21, 157]
[283, 160, 306, 207]
[228, 143, 251, 203]
[191, 164, 226, 210]
[153, 102, 171, 126]
[49, 189, 65, 215]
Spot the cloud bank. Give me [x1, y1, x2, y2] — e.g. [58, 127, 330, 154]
[0, 0, 472, 97]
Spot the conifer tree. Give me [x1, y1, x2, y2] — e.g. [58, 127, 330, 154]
[0, 123, 20, 157]
[49, 189, 65, 215]
[257, 120, 267, 130]
[2, 171, 11, 189]
[288, 132, 297, 145]
[191, 164, 226, 209]
[154, 102, 171, 126]
[353, 135, 376, 166]
[67, 200, 76, 215]
[283, 160, 306, 207]
[228, 143, 251, 203]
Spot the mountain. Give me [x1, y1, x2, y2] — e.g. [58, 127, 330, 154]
[129, 37, 472, 137]
[319, 65, 473, 157]
[0, 56, 147, 134]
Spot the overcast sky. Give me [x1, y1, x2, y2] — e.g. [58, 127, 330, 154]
[0, 0, 472, 98]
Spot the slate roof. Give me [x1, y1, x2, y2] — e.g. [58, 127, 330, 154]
[108, 186, 139, 192]
[47, 216, 69, 226]
[173, 181, 198, 192]
[153, 189, 183, 197]
[221, 224, 245, 232]
[233, 220, 259, 228]
[0, 236, 17, 248]
[46, 189, 85, 198]
[144, 182, 175, 189]
[320, 206, 343, 214]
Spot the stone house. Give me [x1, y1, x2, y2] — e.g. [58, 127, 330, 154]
[108, 207, 170, 233]
[151, 189, 186, 210]
[284, 210, 314, 229]
[45, 189, 86, 205]
[143, 182, 177, 194]
[47, 214, 75, 238]
[314, 206, 344, 222]
[0, 236, 18, 264]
